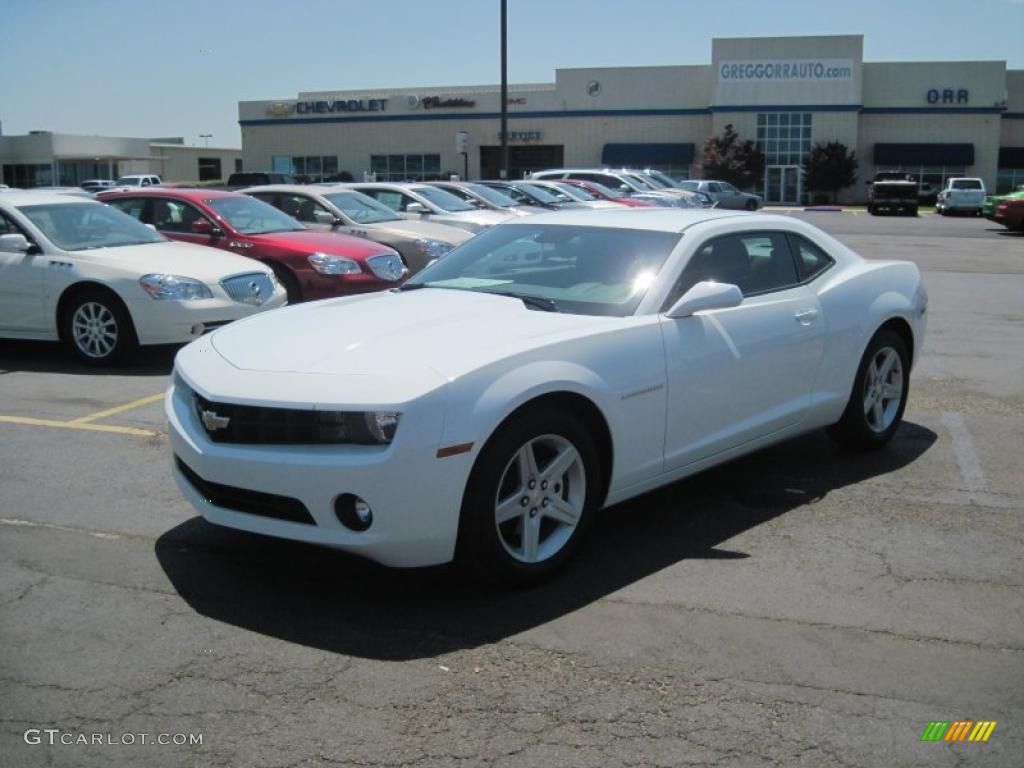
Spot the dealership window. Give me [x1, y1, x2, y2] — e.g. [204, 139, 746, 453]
[756, 112, 813, 167]
[197, 157, 222, 182]
[876, 165, 966, 192]
[370, 153, 442, 182]
[235, 158, 243, 173]
[996, 168, 1024, 195]
[291, 156, 338, 182]
[3, 163, 53, 188]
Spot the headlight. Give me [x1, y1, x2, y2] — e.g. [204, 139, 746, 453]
[316, 411, 401, 444]
[413, 238, 453, 259]
[366, 252, 408, 282]
[139, 274, 213, 300]
[307, 252, 361, 275]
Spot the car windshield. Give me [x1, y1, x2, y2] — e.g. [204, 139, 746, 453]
[411, 186, 476, 212]
[323, 191, 402, 223]
[208, 196, 306, 234]
[679, 181, 699, 191]
[465, 183, 520, 208]
[19, 201, 164, 250]
[514, 183, 560, 204]
[115, 178, 139, 186]
[585, 181, 623, 199]
[404, 224, 682, 317]
[952, 179, 982, 190]
[646, 170, 680, 187]
[553, 182, 597, 201]
[627, 174, 659, 190]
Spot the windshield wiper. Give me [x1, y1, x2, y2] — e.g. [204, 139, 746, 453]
[489, 291, 559, 312]
[397, 282, 427, 291]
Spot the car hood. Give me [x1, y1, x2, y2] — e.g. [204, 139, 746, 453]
[249, 229, 396, 258]
[78, 240, 272, 282]
[210, 287, 610, 380]
[433, 209, 512, 226]
[367, 218, 473, 245]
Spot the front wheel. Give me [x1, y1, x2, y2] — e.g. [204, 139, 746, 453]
[828, 329, 910, 450]
[745, 199, 757, 211]
[457, 408, 601, 585]
[61, 288, 138, 365]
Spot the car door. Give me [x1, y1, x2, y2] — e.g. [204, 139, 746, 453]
[0, 210, 47, 331]
[660, 231, 826, 471]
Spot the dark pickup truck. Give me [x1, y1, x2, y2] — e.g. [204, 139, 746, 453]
[867, 171, 919, 216]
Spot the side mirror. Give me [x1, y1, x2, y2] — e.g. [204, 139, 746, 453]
[0, 233, 33, 253]
[190, 218, 223, 237]
[665, 281, 743, 318]
[312, 209, 338, 225]
[406, 202, 428, 215]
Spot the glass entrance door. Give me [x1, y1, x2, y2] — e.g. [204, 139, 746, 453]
[765, 165, 802, 204]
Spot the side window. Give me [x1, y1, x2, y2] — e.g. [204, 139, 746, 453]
[150, 199, 205, 233]
[278, 194, 328, 222]
[106, 197, 148, 222]
[669, 232, 799, 303]
[248, 192, 278, 207]
[362, 190, 402, 211]
[0, 211, 28, 237]
[788, 234, 835, 282]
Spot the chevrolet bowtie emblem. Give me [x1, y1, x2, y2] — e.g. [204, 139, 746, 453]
[200, 410, 230, 432]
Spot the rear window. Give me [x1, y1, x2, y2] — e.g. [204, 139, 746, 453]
[952, 179, 982, 190]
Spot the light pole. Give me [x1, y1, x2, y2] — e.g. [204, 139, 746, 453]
[499, 0, 508, 179]
[199, 134, 212, 147]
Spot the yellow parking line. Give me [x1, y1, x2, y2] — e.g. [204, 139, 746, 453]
[66, 392, 165, 425]
[0, 415, 158, 437]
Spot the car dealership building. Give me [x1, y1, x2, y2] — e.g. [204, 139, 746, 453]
[239, 35, 1024, 204]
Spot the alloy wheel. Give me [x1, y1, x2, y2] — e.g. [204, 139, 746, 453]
[494, 434, 586, 564]
[72, 301, 119, 359]
[863, 346, 903, 433]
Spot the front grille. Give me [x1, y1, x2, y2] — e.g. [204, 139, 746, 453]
[175, 456, 315, 525]
[221, 272, 274, 305]
[192, 394, 383, 445]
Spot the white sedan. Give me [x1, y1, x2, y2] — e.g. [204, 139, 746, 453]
[0, 192, 286, 364]
[167, 208, 927, 583]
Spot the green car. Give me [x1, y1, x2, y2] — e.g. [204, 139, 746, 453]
[983, 184, 1024, 218]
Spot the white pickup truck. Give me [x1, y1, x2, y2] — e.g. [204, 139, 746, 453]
[936, 177, 985, 216]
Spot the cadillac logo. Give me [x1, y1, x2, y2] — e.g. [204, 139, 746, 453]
[265, 102, 295, 117]
[199, 409, 230, 432]
[586, 80, 602, 97]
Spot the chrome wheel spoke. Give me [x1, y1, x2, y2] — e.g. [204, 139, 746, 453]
[881, 382, 901, 400]
[521, 516, 541, 562]
[871, 400, 884, 428]
[543, 495, 580, 526]
[863, 391, 875, 415]
[877, 349, 898, 380]
[495, 494, 524, 524]
[516, 444, 538, 486]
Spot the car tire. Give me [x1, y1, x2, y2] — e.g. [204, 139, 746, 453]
[266, 263, 302, 303]
[909, 206, 919, 217]
[745, 199, 757, 211]
[457, 407, 602, 586]
[61, 287, 138, 366]
[828, 329, 910, 450]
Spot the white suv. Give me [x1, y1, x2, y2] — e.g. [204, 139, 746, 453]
[936, 178, 985, 216]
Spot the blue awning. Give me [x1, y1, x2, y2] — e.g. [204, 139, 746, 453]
[998, 147, 1024, 169]
[601, 143, 695, 166]
[873, 143, 974, 166]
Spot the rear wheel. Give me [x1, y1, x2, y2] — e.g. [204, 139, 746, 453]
[61, 287, 137, 366]
[828, 329, 909, 450]
[457, 408, 601, 585]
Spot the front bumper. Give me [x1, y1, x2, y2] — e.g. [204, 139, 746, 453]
[128, 291, 287, 346]
[165, 370, 469, 567]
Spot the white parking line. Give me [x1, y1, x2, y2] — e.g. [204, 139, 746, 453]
[941, 411, 987, 500]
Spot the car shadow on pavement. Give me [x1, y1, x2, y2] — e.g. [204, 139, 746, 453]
[155, 422, 937, 661]
[0, 340, 177, 375]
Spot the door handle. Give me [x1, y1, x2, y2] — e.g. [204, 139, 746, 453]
[794, 309, 818, 325]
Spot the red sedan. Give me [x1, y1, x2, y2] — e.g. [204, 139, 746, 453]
[97, 188, 406, 302]
[993, 198, 1024, 232]
[558, 179, 655, 207]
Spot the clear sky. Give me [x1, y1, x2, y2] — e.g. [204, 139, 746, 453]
[1, 0, 1021, 148]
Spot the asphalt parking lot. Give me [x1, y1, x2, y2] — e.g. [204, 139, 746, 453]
[1, 211, 1022, 767]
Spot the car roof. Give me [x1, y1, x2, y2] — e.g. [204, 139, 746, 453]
[0, 191, 100, 206]
[240, 184, 328, 194]
[498, 207, 770, 232]
[97, 187, 242, 201]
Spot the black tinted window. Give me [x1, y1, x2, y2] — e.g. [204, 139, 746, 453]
[672, 232, 799, 301]
[788, 234, 834, 281]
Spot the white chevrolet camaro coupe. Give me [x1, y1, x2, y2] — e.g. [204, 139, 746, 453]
[167, 208, 927, 583]
[0, 192, 286, 364]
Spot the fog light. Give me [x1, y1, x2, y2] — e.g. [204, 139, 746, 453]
[335, 493, 372, 531]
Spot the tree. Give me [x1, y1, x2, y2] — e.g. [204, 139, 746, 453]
[804, 141, 858, 203]
[700, 124, 765, 190]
